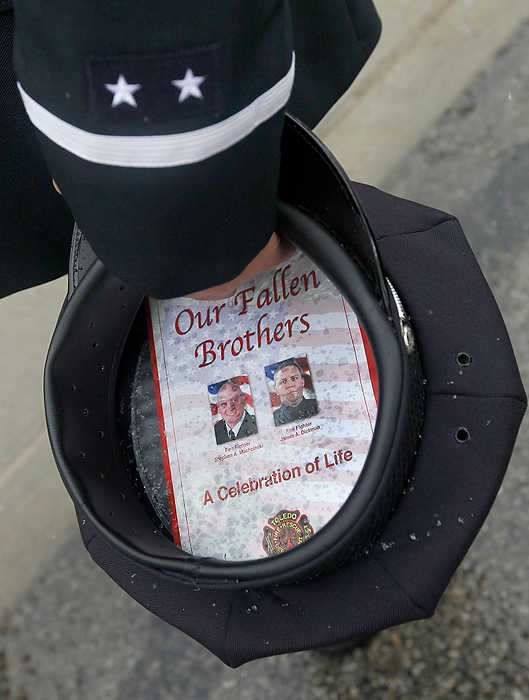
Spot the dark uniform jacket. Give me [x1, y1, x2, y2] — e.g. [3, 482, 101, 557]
[0, 0, 381, 298]
[273, 397, 318, 426]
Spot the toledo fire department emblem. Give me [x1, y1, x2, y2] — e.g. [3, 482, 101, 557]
[262, 508, 314, 556]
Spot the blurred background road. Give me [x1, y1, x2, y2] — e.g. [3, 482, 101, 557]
[2, 1, 528, 698]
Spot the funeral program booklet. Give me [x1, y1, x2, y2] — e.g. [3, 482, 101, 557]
[147, 247, 378, 561]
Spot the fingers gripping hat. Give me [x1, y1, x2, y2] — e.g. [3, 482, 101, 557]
[43, 112, 525, 666]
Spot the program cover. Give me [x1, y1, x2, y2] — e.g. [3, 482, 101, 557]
[147, 248, 378, 560]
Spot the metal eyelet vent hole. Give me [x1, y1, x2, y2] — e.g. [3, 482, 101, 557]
[456, 352, 472, 367]
[91, 341, 99, 349]
[97, 430, 105, 439]
[455, 427, 470, 443]
[119, 285, 125, 292]
[88, 321, 95, 328]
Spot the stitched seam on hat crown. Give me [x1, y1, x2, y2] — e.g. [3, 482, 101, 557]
[371, 556, 429, 616]
[83, 532, 98, 551]
[376, 217, 456, 240]
[223, 595, 238, 668]
[430, 391, 526, 403]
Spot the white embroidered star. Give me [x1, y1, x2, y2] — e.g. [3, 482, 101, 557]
[104, 74, 142, 108]
[171, 68, 206, 103]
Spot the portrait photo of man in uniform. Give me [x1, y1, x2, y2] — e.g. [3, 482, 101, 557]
[210, 377, 258, 446]
[268, 357, 319, 426]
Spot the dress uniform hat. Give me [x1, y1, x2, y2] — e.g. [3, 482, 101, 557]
[6, 0, 526, 667]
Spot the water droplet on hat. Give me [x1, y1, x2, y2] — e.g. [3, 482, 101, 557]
[409, 532, 418, 541]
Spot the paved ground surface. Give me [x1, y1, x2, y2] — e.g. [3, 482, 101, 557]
[2, 10, 529, 700]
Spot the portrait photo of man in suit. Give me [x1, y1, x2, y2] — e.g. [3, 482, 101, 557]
[212, 379, 258, 446]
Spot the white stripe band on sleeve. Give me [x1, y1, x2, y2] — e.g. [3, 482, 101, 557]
[17, 52, 295, 169]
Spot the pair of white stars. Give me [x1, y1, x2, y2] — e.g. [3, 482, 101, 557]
[104, 69, 206, 108]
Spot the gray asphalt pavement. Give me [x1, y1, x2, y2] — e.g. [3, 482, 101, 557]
[2, 16, 529, 700]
